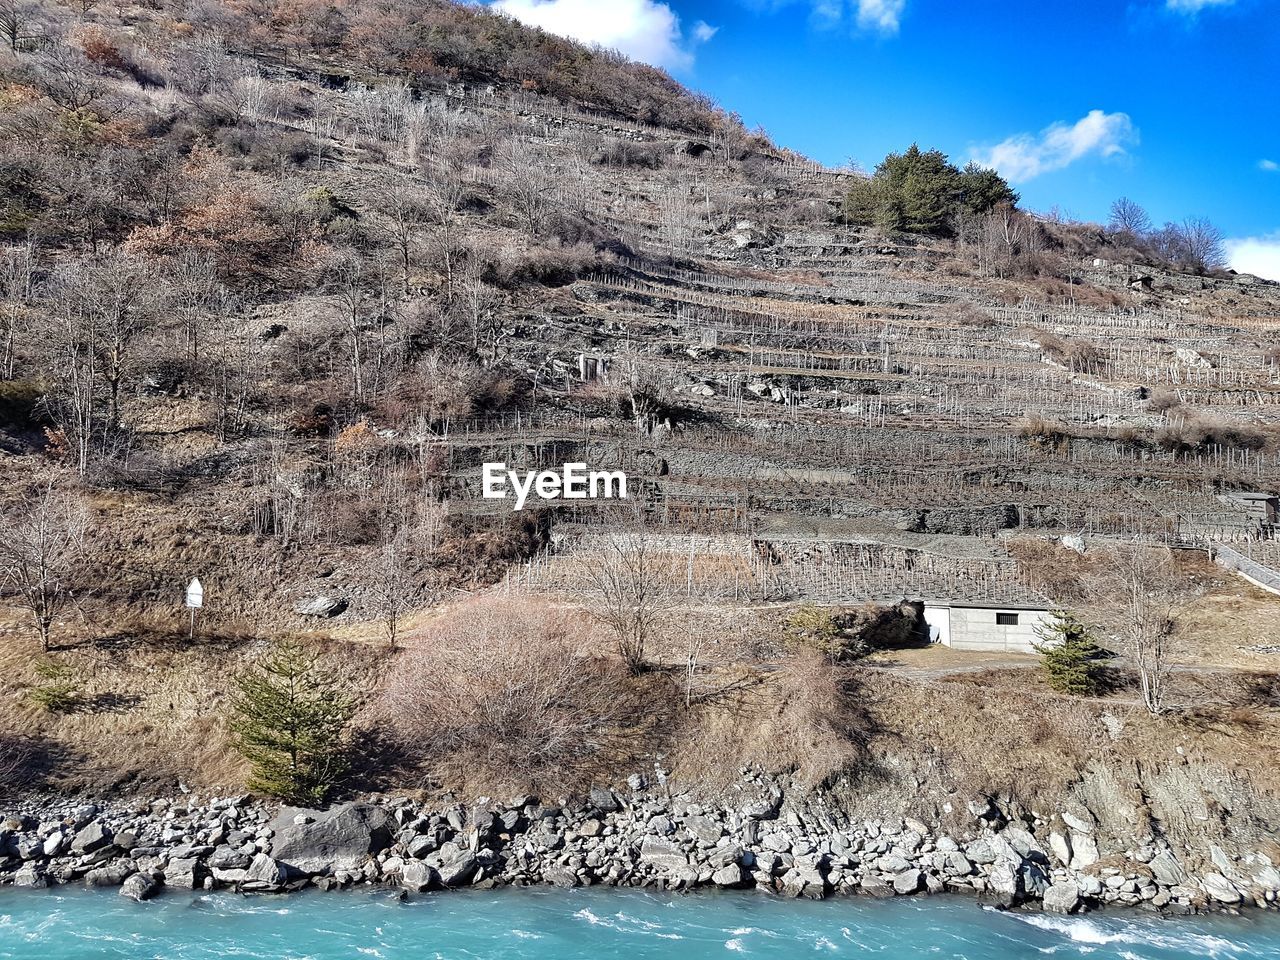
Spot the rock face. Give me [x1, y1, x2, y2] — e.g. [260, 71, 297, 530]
[271, 803, 392, 875]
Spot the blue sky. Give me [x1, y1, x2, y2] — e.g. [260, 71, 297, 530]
[490, 0, 1280, 279]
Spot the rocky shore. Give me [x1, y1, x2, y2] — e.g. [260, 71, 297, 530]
[3, 774, 1277, 915]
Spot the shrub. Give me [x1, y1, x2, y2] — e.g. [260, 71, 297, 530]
[231, 638, 354, 805]
[1035, 612, 1108, 696]
[379, 595, 633, 792]
[28, 659, 80, 712]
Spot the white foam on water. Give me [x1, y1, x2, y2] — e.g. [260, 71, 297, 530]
[815, 935, 838, 951]
[731, 926, 780, 939]
[511, 929, 543, 939]
[725, 937, 746, 952]
[1010, 913, 1245, 956]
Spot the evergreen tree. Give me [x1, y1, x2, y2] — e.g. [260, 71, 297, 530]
[1035, 612, 1107, 696]
[957, 161, 1019, 216]
[230, 638, 354, 805]
[843, 146, 1016, 236]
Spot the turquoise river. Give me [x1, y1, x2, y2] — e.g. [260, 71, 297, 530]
[2, 888, 1279, 959]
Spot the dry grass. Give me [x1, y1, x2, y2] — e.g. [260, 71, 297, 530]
[0, 608, 389, 795]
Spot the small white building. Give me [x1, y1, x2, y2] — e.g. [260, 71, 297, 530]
[923, 602, 1054, 654]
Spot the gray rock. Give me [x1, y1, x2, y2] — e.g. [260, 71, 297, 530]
[293, 596, 348, 618]
[401, 860, 435, 893]
[543, 866, 580, 888]
[13, 863, 47, 888]
[1048, 831, 1072, 866]
[1061, 811, 1094, 834]
[164, 857, 200, 890]
[242, 853, 287, 891]
[120, 872, 158, 902]
[1201, 873, 1242, 904]
[434, 851, 478, 887]
[1043, 882, 1081, 914]
[639, 837, 690, 875]
[72, 821, 114, 855]
[42, 831, 65, 857]
[589, 787, 620, 813]
[1149, 849, 1186, 887]
[271, 803, 392, 875]
[876, 853, 912, 874]
[892, 869, 923, 894]
[712, 863, 748, 888]
[685, 815, 723, 846]
[85, 863, 133, 887]
[1069, 833, 1099, 870]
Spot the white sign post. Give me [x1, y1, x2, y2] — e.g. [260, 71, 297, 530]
[186, 578, 203, 639]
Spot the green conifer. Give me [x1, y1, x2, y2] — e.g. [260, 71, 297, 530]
[230, 639, 354, 805]
[1035, 612, 1107, 696]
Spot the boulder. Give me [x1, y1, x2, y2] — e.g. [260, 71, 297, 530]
[639, 837, 690, 874]
[241, 853, 287, 891]
[892, 869, 923, 895]
[164, 857, 200, 890]
[1148, 849, 1186, 887]
[434, 850, 478, 888]
[293, 596, 348, 618]
[711, 863, 748, 888]
[72, 821, 114, 855]
[271, 803, 393, 875]
[1043, 882, 1081, 914]
[1069, 833, 1099, 870]
[13, 863, 47, 888]
[1201, 873, 1242, 904]
[400, 860, 436, 893]
[543, 866, 580, 888]
[589, 787, 620, 813]
[42, 831, 65, 857]
[120, 872, 158, 902]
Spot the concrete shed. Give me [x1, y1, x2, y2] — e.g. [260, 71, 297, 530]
[924, 602, 1054, 654]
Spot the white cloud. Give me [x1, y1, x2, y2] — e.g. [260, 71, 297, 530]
[971, 110, 1138, 183]
[1225, 234, 1280, 282]
[800, 0, 905, 34]
[855, 0, 906, 33]
[1166, 0, 1236, 12]
[1260, 159, 1280, 172]
[490, 0, 713, 70]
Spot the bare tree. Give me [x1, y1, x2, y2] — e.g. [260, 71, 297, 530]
[1087, 546, 1195, 715]
[0, 479, 88, 652]
[581, 533, 674, 675]
[497, 135, 555, 237]
[0, 242, 37, 379]
[370, 532, 411, 650]
[1108, 197, 1153, 240]
[1155, 217, 1227, 275]
[373, 175, 429, 295]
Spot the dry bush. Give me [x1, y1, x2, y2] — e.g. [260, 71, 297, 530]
[1007, 537, 1095, 602]
[1156, 412, 1275, 453]
[1147, 388, 1183, 414]
[1035, 331, 1106, 373]
[1018, 415, 1073, 448]
[677, 649, 866, 789]
[944, 302, 996, 328]
[376, 595, 642, 794]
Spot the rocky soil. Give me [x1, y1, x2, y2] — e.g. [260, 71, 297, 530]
[4, 773, 1277, 914]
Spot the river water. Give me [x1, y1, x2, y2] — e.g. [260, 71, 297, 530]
[2, 887, 1277, 959]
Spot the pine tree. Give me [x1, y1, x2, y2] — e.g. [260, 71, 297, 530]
[1035, 612, 1107, 696]
[230, 638, 354, 805]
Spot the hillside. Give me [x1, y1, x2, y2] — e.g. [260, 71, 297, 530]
[2, 0, 1280, 909]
